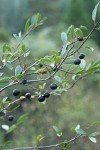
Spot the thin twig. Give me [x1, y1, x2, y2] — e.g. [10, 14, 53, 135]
[7, 134, 82, 150]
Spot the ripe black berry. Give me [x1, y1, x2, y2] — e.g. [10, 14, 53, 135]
[74, 59, 81, 65]
[8, 115, 14, 121]
[38, 95, 45, 102]
[13, 89, 20, 96]
[25, 93, 31, 99]
[79, 53, 85, 59]
[22, 79, 27, 84]
[50, 83, 58, 90]
[77, 36, 83, 41]
[44, 92, 50, 98]
[39, 64, 43, 68]
[53, 66, 58, 72]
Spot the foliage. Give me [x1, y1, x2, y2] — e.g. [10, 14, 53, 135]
[0, 3, 100, 150]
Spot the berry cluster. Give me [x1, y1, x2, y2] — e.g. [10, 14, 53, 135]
[12, 82, 58, 103]
[74, 53, 85, 65]
[38, 83, 58, 102]
[8, 82, 58, 121]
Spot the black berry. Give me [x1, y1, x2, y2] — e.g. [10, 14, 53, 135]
[74, 59, 81, 65]
[8, 115, 14, 121]
[38, 95, 45, 102]
[25, 93, 31, 99]
[50, 83, 58, 90]
[22, 79, 27, 84]
[79, 53, 85, 59]
[39, 64, 43, 68]
[13, 89, 20, 96]
[77, 36, 83, 41]
[44, 92, 50, 98]
[53, 66, 58, 72]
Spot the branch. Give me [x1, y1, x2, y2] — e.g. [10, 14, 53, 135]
[7, 134, 82, 150]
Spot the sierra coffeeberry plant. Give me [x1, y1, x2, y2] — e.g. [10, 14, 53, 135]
[0, 3, 100, 150]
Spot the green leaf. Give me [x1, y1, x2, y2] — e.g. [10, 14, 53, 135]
[24, 52, 30, 57]
[96, 27, 100, 30]
[92, 3, 99, 22]
[61, 32, 67, 44]
[36, 13, 41, 24]
[74, 28, 83, 37]
[20, 44, 26, 52]
[75, 125, 86, 135]
[54, 76, 62, 83]
[2, 124, 9, 131]
[90, 132, 100, 137]
[52, 50, 59, 56]
[80, 59, 86, 69]
[13, 34, 23, 44]
[3, 44, 12, 52]
[65, 59, 74, 64]
[57, 130, 62, 137]
[61, 44, 67, 56]
[0, 76, 10, 83]
[70, 127, 76, 132]
[7, 124, 17, 133]
[37, 134, 45, 142]
[0, 72, 4, 77]
[93, 121, 100, 125]
[76, 128, 86, 135]
[85, 46, 94, 51]
[31, 14, 37, 25]
[2, 97, 8, 102]
[54, 56, 61, 64]
[66, 25, 75, 39]
[89, 137, 97, 143]
[15, 65, 22, 76]
[80, 25, 88, 31]
[53, 126, 62, 137]
[17, 113, 29, 125]
[25, 18, 30, 32]
[6, 62, 13, 70]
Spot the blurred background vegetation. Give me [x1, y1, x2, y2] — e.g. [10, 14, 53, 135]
[0, 0, 100, 149]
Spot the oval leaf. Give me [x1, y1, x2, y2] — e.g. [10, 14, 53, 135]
[2, 125, 9, 131]
[90, 132, 100, 137]
[17, 113, 29, 125]
[61, 32, 67, 44]
[15, 65, 22, 76]
[80, 59, 86, 69]
[92, 3, 99, 22]
[7, 124, 16, 133]
[89, 137, 97, 143]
